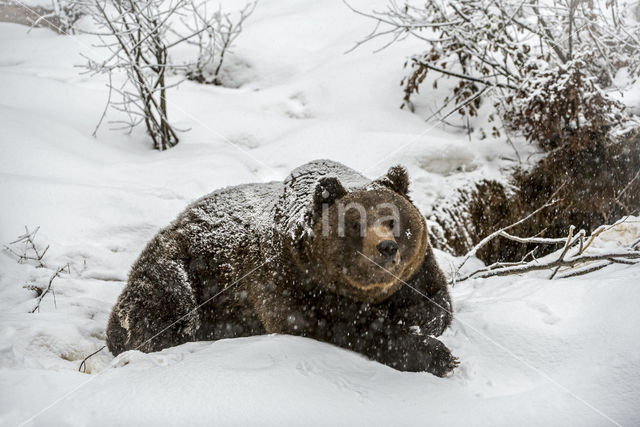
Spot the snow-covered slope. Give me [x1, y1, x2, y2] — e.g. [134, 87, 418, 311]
[1, 0, 639, 426]
[3, 249, 639, 426]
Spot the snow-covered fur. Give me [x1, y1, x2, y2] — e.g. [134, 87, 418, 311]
[106, 160, 457, 376]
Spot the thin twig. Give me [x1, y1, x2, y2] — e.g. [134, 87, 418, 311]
[31, 264, 69, 313]
[412, 60, 518, 90]
[580, 225, 606, 255]
[4, 226, 49, 268]
[78, 346, 107, 373]
[92, 72, 113, 137]
[456, 190, 561, 275]
[549, 225, 575, 279]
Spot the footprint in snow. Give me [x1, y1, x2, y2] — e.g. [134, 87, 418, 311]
[525, 300, 561, 325]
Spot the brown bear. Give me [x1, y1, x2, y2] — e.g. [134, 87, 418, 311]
[106, 160, 458, 376]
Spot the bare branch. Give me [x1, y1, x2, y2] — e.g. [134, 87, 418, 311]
[181, 0, 257, 85]
[31, 264, 70, 313]
[549, 225, 575, 279]
[412, 59, 518, 90]
[456, 191, 561, 274]
[78, 345, 107, 373]
[455, 218, 640, 283]
[4, 226, 49, 268]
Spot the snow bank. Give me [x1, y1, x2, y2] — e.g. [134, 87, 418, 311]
[3, 256, 639, 426]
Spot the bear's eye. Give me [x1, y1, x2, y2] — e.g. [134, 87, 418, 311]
[352, 222, 361, 235]
[385, 219, 395, 230]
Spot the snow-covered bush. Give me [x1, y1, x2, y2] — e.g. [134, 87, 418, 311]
[30, 0, 84, 34]
[348, 0, 640, 261]
[349, 0, 640, 147]
[181, 1, 257, 86]
[430, 129, 640, 263]
[503, 56, 626, 150]
[84, 0, 188, 150]
[83, 0, 256, 150]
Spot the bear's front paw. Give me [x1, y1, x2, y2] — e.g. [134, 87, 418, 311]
[425, 339, 459, 377]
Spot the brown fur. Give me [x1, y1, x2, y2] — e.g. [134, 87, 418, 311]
[308, 188, 428, 303]
[107, 160, 457, 376]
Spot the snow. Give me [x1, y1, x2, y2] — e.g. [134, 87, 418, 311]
[3, 254, 639, 426]
[1, 0, 639, 426]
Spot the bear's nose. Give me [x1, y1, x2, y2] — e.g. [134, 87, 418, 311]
[376, 240, 398, 258]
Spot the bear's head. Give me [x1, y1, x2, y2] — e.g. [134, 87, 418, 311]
[278, 162, 429, 304]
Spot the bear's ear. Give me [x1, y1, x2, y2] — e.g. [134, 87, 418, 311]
[313, 176, 347, 212]
[374, 165, 410, 196]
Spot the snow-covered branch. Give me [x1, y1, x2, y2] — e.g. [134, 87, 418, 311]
[3, 226, 49, 268]
[30, 264, 70, 313]
[179, 0, 257, 85]
[81, 0, 256, 149]
[455, 219, 640, 283]
[348, 0, 640, 141]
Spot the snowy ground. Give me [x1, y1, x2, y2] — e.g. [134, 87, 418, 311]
[1, 0, 639, 426]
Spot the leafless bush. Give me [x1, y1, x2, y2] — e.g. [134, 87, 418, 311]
[28, 0, 85, 34]
[180, 1, 257, 85]
[82, 0, 256, 149]
[3, 226, 49, 268]
[84, 0, 187, 150]
[83, 0, 253, 150]
[3, 226, 71, 312]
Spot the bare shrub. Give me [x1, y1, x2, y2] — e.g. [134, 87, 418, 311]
[40, 0, 84, 34]
[83, 0, 255, 149]
[84, 0, 186, 150]
[3, 226, 49, 268]
[9, 0, 85, 34]
[180, 1, 257, 86]
[3, 227, 71, 312]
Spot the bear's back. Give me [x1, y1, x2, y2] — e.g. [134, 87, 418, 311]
[175, 181, 283, 258]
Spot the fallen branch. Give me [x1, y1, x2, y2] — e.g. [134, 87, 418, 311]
[454, 214, 640, 283]
[455, 190, 562, 275]
[457, 232, 639, 281]
[498, 230, 572, 245]
[549, 225, 576, 279]
[557, 262, 611, 279]
[455, 246, 539, 282]
[467, 251, 640, 279]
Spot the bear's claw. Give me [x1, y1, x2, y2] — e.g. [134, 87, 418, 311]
[437, 355, 459, 377]
[427, 345, 460, 377]
[450, 356, 460, 370]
